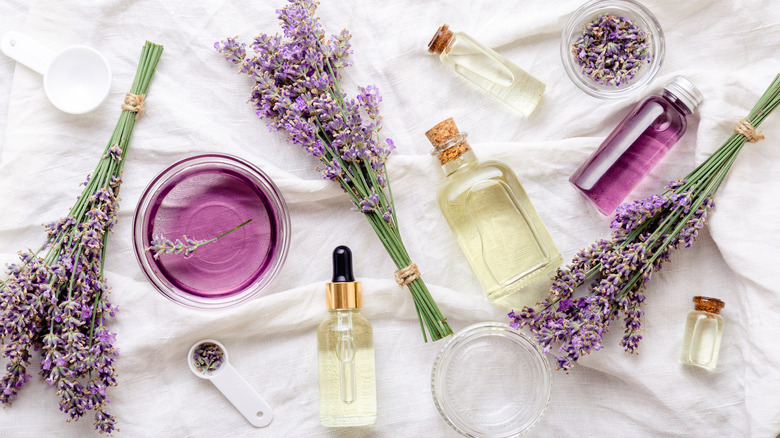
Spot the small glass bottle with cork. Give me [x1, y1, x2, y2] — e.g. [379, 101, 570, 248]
[680, 296, 725, 371]
[427, 24, 546, 116]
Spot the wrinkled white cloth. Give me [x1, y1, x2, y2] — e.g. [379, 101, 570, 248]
[1, 0, 779, 436]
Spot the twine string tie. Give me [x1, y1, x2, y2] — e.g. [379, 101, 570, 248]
[121, 93, 146, 120]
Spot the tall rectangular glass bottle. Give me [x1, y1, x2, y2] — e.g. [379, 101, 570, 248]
[426, 118, 562, 309]
[427, 24, 545, 116]
[569, 76, 703, 215]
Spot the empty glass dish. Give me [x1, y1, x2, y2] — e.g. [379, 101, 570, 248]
[431, 322, 551, 437]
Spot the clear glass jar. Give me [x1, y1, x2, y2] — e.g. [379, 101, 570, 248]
[680, 296, 725, 370]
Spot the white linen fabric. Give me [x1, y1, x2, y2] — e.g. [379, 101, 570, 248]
[1, 0, 779, 436]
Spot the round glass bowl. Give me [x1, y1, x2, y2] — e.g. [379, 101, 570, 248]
[431, 322, 551, 438]
[561, 0, 665, 99]
[132, 154, 290, 310]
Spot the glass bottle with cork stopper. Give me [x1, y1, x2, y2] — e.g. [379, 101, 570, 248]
[679, 296, 725, 371]
[426, 117, 562, 309]
[427, 24, 546, 116]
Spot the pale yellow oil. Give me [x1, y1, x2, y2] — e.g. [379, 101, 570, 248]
[440, 32, 545, 116]
[680, 311, 723, 370]
[438, 152, 562, 309]
[317, 309, 376, 427]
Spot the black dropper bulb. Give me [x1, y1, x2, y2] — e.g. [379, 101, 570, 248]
[331, 245, 355, 283]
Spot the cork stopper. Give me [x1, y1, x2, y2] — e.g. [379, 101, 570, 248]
[693, 296, 725, 314]
[425, 118, 471, 165]
[428, 24, 454, 54]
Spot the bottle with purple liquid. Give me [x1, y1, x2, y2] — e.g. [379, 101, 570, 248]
[570, 76, 704, 215]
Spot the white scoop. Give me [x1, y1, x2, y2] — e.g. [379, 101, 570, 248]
[1, 31, 111, 114]
[187, 339, 274, 428]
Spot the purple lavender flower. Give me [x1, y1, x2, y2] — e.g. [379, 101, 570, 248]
[359, 192, 380, 213]
[214, 0, 453, 342]
[0, 41, 163, 434]
[511, 185, 714, 371]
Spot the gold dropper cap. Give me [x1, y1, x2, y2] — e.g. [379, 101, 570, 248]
[326, 282, 362, 309]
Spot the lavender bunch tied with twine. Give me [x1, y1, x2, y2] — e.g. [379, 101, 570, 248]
[215, 0, 452, 341]
[511, 74, 780, 371]
[0, 42, 163, 434]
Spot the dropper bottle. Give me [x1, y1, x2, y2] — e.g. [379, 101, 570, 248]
[317, 245, 377, 427]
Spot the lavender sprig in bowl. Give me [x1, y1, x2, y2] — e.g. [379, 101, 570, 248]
[561, 0, 665, 99]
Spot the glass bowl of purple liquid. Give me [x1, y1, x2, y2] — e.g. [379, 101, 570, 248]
[561, 0, 665, 99]
[132, 154, 290, 310]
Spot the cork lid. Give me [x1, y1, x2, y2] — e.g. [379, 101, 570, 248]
[425, 117, 461, 147]
[693, 296, 725, 314]
[425, 118, 471, 165]
[428, 24, 454, 54]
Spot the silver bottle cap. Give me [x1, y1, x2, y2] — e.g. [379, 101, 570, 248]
[664, 76, 703, 113]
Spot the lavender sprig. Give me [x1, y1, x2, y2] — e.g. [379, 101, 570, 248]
[215, 0, 452, 341]
[146, 219, 252, 259]
[0, 41, 163, 434]
[572, 15, 652, 87]
[511, 74, 780, 371]
[192, 343, 225, 375]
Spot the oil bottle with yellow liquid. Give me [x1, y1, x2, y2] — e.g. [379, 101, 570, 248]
[317, 246, 376, 427]
[426, 118, 561, 309]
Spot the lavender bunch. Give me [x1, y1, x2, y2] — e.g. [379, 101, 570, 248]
[0, 42, 163, 434]
[215, 0, 452, 341]
[511, 74, 780, 371]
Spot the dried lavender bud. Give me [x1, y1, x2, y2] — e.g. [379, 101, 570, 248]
[192, 343, 225, 375]
[572, 14, 652, 87]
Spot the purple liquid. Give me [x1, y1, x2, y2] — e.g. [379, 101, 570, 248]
[570, 95, 688, 215]
[146, 167, 278, 298]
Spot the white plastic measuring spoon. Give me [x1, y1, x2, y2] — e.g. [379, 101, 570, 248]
[0, 31, 111, 114]
[187, 339, 274, 428]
